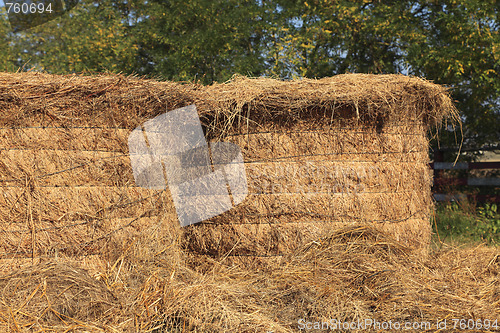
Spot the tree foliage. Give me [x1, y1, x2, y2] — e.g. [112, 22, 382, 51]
[132, 0, 268, 83]
[3, 0, 139, 74]
[407, 0, 499, 147]
[268, 0, 412, 77]
[0, 6, 16, 72]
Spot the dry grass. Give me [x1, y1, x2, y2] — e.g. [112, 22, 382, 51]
[0, 72, 475, 331]
[0, 72, 459, 136]
[0, 226, 498, 332]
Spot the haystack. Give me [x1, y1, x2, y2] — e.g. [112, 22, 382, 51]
[0, 72, 458, 262]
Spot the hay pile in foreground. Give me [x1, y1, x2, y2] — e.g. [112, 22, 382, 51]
[0, 227, 498, 332]
[0, 72, 458, 259]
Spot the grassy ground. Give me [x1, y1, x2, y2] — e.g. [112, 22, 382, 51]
[433, 201, 500, 246]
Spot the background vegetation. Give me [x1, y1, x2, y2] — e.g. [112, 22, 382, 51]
[434, 201, 500, 245]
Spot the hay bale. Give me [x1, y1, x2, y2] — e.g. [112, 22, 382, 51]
[0, 72, 458, 260]
[183, 124, 434, 256]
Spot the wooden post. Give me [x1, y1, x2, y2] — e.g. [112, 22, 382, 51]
[434, 150, 444, 193]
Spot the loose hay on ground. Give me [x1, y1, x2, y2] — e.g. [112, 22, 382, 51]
[1, 226, 497, 332]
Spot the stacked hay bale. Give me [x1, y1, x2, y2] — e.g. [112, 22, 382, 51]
[0, 72, 458, 262]
[187, 75, 458, 256]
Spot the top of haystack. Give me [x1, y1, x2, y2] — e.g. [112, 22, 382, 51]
[0, 72, 458, 137]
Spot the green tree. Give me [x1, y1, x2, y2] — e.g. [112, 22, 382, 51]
[3, 0, 139, 74]
[0, 6, 16, 72]
[1, 0, 268, 84]
[131, 0, 267, 83]
[266, 0, 413, 77]
[407, 0, 499, 149]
